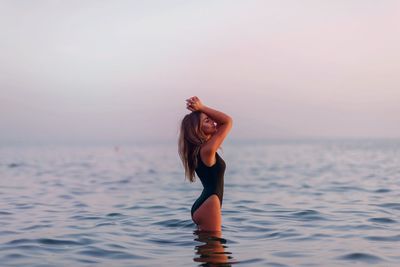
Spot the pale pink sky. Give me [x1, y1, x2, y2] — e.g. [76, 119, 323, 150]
[0, 1, 399, 144]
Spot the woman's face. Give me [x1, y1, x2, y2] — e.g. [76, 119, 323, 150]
[199, 113, 217, 136]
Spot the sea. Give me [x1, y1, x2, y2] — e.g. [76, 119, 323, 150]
[1, 139, 399, 266]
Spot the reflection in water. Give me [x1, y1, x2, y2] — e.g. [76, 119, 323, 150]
[193, 230, 237, 266]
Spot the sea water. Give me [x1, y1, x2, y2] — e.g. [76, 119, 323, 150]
[1, 139, 399, 266]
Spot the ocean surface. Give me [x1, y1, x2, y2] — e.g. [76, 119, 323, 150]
[1, 139, 399, 266]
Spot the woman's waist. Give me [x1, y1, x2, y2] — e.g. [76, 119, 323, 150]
[199, 187, 223, 195]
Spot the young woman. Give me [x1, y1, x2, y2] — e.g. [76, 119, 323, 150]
[178, 96, 233, 231]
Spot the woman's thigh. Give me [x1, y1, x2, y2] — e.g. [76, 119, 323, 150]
[192, 194, 221, 231]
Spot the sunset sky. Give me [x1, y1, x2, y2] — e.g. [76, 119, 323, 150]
[1, 0, 399, 145]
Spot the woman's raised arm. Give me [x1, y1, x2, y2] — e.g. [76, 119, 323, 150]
[186, 96, 233, 154]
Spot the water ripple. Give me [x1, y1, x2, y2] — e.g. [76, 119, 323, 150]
[152, 219, 193, 228]
[368, 217, 397, 224]
[78, 246, 148, 259]
[378, 203, 400, 210]
[374, 188, 391, 193]
[338, 252, 383, 263]
[7, 163, 24, 168]
[38, 238, 84, 246]
[365, 235, 400, 242]
[20, 224, 52, 231]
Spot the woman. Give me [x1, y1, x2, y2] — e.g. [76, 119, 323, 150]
[178, 96, 233, 231]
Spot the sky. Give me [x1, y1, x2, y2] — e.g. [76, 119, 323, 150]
[1, 0, 399, 145]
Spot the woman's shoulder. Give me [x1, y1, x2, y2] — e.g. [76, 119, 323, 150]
[199, 146, 218, 167]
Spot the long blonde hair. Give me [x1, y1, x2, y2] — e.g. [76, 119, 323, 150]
[178, 111, 208, 182]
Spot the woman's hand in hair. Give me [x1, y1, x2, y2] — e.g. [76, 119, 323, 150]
[186, 96, 203, 111]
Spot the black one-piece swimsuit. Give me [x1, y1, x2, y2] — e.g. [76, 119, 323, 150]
[191, 151, 226, 219]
